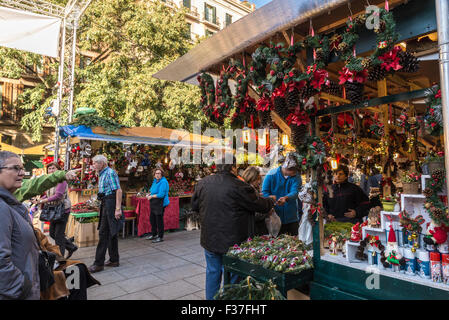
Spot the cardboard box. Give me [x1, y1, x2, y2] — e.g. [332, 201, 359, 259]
[74, 221, 99, 248]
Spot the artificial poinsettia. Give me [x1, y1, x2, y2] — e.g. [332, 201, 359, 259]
[379, 46, 403, 72]
[272, 82, 287, 99]
[307, 64, 329, 90]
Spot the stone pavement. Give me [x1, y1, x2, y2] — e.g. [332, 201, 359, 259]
[70, 229, 206, 300]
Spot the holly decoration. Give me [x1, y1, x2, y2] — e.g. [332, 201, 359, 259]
[424, 85, 444, 136]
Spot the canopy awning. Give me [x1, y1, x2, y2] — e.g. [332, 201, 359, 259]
[152, 0, 347, 83]
[59, 125, 226, 149]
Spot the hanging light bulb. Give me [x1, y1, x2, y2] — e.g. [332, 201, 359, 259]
[243, 127, 251, 143]
[331, 159, 338, 170]
[281, 134, 289, 146]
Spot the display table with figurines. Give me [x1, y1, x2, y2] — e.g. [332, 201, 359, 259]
[323, 169, 449, 291]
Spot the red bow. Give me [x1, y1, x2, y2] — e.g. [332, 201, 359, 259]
[436, 89, 442, 99]
[256, 96, 271, 112]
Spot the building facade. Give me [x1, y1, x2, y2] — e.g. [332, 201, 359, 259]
[163, 0, 255, 40]
[0, 0, 255, 158]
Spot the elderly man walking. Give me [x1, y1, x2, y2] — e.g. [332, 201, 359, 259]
[88, 155, 124, 273]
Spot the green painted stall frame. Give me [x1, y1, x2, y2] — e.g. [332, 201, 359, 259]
[223, 255, 314, 298]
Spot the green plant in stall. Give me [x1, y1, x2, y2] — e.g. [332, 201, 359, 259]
[323, 221, 353, 240]
[214, 276, 286, 300]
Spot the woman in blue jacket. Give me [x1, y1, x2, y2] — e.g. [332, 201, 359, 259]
[146, 168, 170, 243]
[262, 155, 301, 236]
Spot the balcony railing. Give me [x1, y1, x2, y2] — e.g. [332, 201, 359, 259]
[185, 5, 200, 19]
[202, 15, 220, 29]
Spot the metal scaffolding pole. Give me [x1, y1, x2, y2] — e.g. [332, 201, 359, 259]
[436, 0, 449, 195]
[0, 0, 91, 166]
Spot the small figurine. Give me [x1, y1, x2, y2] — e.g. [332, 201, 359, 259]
[350, 222, 362, 242]
[329, 235, 338, 255]
[381, 225, 405, 270]
[367, 206, 381, 228]
[424, 220, 449, 246]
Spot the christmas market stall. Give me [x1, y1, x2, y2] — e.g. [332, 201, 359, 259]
[154, 0, 449, 299]
[59, 115, 224, 246]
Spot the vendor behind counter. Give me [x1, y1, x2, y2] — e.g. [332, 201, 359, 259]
[323, 165, 377, 224]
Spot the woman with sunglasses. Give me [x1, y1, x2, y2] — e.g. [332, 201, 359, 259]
[146, 168, 170, 243]
[0, 151, 40, 300]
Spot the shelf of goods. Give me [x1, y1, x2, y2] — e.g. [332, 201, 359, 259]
[318, 191, 449, 298]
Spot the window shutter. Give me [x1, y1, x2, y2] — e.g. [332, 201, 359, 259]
[183, 0, 190, 8]
[212, 6, 217, 24]
[204, 3, 208, 21]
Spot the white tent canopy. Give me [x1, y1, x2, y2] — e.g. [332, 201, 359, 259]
[0, 5, 61, 57]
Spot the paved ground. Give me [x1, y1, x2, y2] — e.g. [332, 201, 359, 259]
[70, 229, 206, 300]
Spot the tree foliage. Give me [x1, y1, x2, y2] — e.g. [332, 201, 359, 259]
[1, 0, 215, 142]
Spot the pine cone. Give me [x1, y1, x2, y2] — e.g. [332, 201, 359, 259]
[315, 48, 326, 62]
[423, 188, 434, 198]
[338, 42, 348, 51]
[431, 169, 445, 181]
[368, 64, 387, 81]
[273, 96, 290, 119]
[291, 124, 308, 148]
[361, 57, 373, 69]
[345, 82, 364, 105]
[299, 84, 318, 100]
[322, 80, 342, 97]
[259, 110, 272, 127]
[355, 14, 367, 26]
[398, 51, 420, 73]
[286, 88, 300, 108]
[374, 21, 386, 34]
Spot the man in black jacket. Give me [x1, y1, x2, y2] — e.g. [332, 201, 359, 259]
[191, 156, 275, 300]
[323, 165, 371, 224]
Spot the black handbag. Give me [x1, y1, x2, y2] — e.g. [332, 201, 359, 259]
[32, 230, 56, 292]
[40, 202, 65, 222]
[37, 250, 56, 291]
